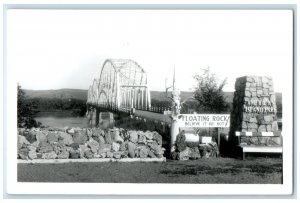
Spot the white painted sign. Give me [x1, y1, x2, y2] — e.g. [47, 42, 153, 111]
[178, 114, 230, 128]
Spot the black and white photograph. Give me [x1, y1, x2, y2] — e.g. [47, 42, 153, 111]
[3, 2, 295, 198]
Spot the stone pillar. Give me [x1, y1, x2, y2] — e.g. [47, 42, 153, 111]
[229, 76, 278, 138]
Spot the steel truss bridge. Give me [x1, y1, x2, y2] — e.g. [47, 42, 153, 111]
[87, 58, 152, 112]
[86, 59, 171, 126]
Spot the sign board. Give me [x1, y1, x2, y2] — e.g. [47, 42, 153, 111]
[178, 114, 230, 128]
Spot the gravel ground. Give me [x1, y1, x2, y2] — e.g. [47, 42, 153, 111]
[18, 157, 282, 184]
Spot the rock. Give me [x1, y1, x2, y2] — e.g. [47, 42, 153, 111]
[127, 141, 136, 158]
[42, 151, 57, 159]
[69, 143, 80, 150]
[73, 130, 87, 144]
[148, 143, 163, 156]
[67, 128, 75, 134]
[18, 135, 30, 150]
[98, 136, 106, 145]
[106, 151, 113, 158]
[58, 132, 74, 145]
[144, 131, 154, 140]
[18, 151, 28, 160]
[36, 153, 43, 159]
[79, 145, 88, 158]
[258, 125, 266, 132]
[87, 138, 100, 153]
[129, 131, 138, 143]
[121, 151, 129, 158]
[31, 141, 40, 148]
[98, 144, 111, 154]
[148, 149, 157, 158]
[189, 147, 201, 160]
[153, 132, 162, 145]
[94, 154, 101, 158]
[25, 130, 37, 143]
[264, 115, 273, 123]
[110, 129, 123, 143]
[175, 131, 186, 152]
[27, 145, 37, 152]
[113, 152, 122, 159]
[47, 132, 58, 143]
[105, 131, 113, 144]
[171, 151, 179, 160]
[138, 134, 147, 144]
[36, 131, 48, 143]
[38, 144, 53, 153]
[100, 153, 107, 158]
[272, 121, 279, 131]
[179, 147, 190, 160]
[86, 128, 93, 137]
[112, 142, 120, 152]
[84, 150, 93, 159]
[92, 128, 103, 137]
[119, 141, 128, 151]
[57, 151, 69, 159]
[139, 146, 148, 158]
[70, 151, 80, 159]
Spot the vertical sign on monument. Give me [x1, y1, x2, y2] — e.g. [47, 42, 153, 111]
[229, 76, 279, 139]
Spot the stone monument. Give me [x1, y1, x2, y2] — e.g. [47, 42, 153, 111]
[229, 76, 279, 136]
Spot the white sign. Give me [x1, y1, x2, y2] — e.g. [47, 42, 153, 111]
[178, 114, 230, 128]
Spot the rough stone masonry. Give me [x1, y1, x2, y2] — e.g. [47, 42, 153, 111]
[229, 76, 279, 135]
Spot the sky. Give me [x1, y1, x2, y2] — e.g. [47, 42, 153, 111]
[7, 9, 293, 92]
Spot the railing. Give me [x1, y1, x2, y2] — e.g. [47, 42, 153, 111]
[87, 102, 172, 115]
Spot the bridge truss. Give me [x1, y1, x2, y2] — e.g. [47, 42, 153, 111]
[87, 59, 151, 112]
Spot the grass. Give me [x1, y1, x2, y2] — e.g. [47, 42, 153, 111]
[18, 157, 282, 184]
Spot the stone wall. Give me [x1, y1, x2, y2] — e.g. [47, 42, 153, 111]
[18, 127, 165, 160]
[229, 76, 278, 137]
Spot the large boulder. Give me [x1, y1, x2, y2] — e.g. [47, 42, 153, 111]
[69, 143, 80, 150]
[18, 135, 30, 150]
[36, 131, 48, 143]
[112, 142, 120, 152]
[98, 144, 111, 154]
[119, 141, 128, 151]
[58, 132, 74, 145]
[105, 131, 113, 144]
[138, 146, 149, 158]
[127, 141, 136, 158]
[42, 151, 57, 159]
[72, 130, 87, 144]
[175, 131, 186, 152]
[79, 145, 89, 158]
[18, 148, 29, 160]
[148, 149, 157, 158]
[111, 129, 124, 143]
[144, 131, 154, 140]
[189, 147, 201, 160]
[148, 143, 164, 157]
[129, 131, 138, 143]
[113, 152, 122, 159]
[57, 151, 70, 159]
[24, 130, 37, 143]
[106, 151, 113, 158]
[178, 147, 190, 160]
[47, 132, 59, 143]
[84, 150, 94, 159]
[87, 138, 100, 153]
[38, 144, 53, 153]
[138, 134, 147, 144]
[70, 151, 80, 159]
[153, 132, 162, 145]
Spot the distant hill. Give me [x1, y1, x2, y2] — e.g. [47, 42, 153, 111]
[24, 89, 282, 107]
[24, 89, 88, 100]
